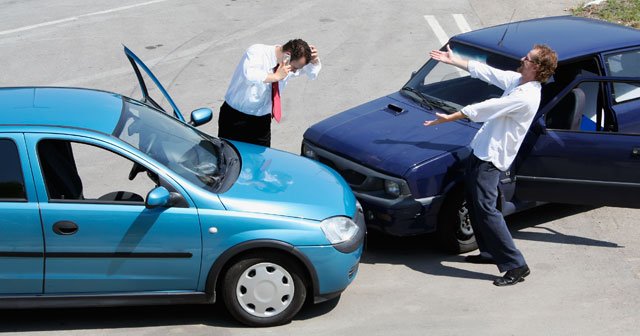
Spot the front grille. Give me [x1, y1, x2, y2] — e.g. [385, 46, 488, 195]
[340, 169, 367, 185]
[306, 141, 404, 195]
[319, 157, 367, 186]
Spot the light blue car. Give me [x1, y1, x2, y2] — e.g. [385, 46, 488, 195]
[0, 47, 364, 327]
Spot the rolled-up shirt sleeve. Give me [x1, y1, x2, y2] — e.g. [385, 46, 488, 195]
[242, 46, 269, 84]
[468, 60, 520, 91]
[302, 60, 322, 79]
[462, 95, 527, 123]
[288, 60, 322, 80]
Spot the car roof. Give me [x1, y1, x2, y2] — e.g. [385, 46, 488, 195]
[0, 87, 123, 135]
[451, 16, 640, 62]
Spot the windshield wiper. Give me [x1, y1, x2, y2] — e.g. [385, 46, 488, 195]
[423, 96, 458, 113]
[401, 87, 461, 113]
[401, 86, 434, 110]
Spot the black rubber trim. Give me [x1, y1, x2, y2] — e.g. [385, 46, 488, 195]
[0, 198, 28, 203]
[48, 199, 144, 206]
[0, 252, 43, 258]
[313, 290, 343, 304]
[516, 175, 640, 188]
[205, 240, 320, 303]
[45, 252, 192, 258]
[0, 292, 207, 309]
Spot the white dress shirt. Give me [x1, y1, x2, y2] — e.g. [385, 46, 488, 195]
[461, 60, 541, 171]
[224, 44, 322, 117]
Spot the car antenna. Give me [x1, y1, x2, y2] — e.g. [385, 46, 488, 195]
[498, 9, 517, 47]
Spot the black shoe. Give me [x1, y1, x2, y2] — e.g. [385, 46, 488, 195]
[493, 265, 530, 286]
[464, 254, 495, 264]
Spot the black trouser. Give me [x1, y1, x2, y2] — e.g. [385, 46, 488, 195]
[464, 153, 526, 273]
[218, 101, 272, 147]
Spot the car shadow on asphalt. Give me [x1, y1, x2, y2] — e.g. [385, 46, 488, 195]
[0, 290, 341, 331]
[361, 203, 621, 281]
[0, 297, 340, 332]
[0, 303, 240, 332]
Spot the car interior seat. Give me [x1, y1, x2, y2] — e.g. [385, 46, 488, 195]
[39, 140, 84, 200]
[546, 88, 586, 130]
[97, 191, 144, 202]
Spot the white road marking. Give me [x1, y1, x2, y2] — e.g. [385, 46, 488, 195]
[50, 1, 314, 87]
[423, 15, 449, 47]
[453, 14, 472, 33]
[0, 0, 172, 36]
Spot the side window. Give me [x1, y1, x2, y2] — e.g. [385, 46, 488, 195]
[545, 80, 609, 132]
[38, 139, 157, 204]
[0, 139, 26, 201]
[541, 58, 600, 109]
[605, 50, 640, 104]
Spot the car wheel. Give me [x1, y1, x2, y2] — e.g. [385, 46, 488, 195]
[222, 252, 307, 327]
[436, 189, 478, 254]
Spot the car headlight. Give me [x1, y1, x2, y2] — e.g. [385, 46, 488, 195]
[302, 143, 318, 160]
[384, 180, 401, 198]
[320, 216, 359, 244]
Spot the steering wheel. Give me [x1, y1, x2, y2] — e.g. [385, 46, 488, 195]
[128, 162, 146, 181]
[128, 133, 156, 181]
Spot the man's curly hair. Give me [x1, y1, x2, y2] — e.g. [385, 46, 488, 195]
[531, 44, 558, 83]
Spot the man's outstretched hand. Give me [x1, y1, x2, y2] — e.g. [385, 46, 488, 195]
[429, 44, 455, 65]
[423, 112, 450, 127]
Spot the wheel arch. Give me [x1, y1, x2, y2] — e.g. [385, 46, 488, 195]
[204, 240, 319, 304]
[440, 178, 505, 213]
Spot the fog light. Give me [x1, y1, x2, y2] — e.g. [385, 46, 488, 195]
[384, 180, 401, 198]
[366, 210, 375, 221]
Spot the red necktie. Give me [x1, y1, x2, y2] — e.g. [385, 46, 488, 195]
[271, 65, 282, 123]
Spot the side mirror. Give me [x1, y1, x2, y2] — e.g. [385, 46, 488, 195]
[189, 107, 213, 127]
[145, 186, 170, 209]
[410, 71, 417, 79]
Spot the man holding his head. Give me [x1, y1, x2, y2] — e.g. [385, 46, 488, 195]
[219, 39, 321, 147]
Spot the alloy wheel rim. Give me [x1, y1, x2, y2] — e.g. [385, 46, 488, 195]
[457, 201, 474, 238]
[236, 262, 295, 318]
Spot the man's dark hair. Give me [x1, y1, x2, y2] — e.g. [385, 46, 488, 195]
[283, 39, 312, 64]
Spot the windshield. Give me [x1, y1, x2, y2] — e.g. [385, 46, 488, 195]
[403, 42, 520, 112]
[113, 99, 235, 192]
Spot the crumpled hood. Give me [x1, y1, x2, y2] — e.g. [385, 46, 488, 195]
[304, 92, 479, 177]
[219, 141, 357, 221]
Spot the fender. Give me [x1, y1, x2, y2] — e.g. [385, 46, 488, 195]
[204, 239, 320, 303]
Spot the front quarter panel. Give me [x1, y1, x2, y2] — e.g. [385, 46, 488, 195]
[405, 147, 472, 198]
[195, 209, 329, 291]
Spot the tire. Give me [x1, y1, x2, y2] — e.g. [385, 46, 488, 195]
[436, 189, 478, 254]
[221, 252, 307, 327]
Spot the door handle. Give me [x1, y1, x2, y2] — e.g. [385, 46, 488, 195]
[632, 147, 640, 158]
[52, 221, 79, 235]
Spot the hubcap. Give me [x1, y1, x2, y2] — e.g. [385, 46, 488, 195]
[457, 201, 474, 238]
[236, 262, 294, 318]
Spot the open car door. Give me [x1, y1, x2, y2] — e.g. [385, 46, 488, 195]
[124, 45, 185, 122]
[515, 77, 640, 208]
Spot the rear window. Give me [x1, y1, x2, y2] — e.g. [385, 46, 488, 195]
[605, 49, 640, 104]
[0, 139, 26, 201]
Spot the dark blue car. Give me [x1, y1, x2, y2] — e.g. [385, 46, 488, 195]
[302, 16, 640, 253]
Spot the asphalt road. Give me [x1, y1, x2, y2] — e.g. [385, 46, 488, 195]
[2, 0, 640, 335]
